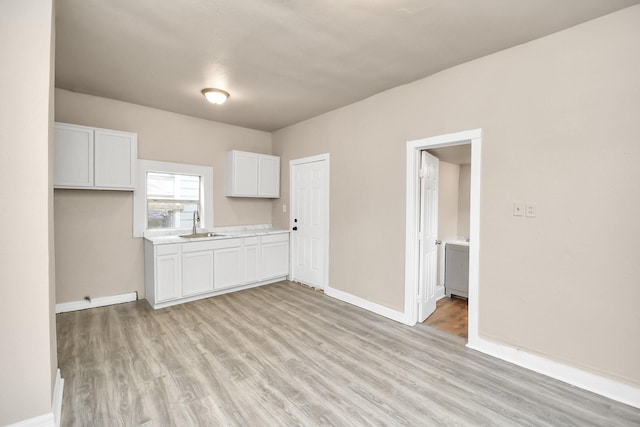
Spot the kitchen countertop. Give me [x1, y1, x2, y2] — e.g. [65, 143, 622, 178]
[144, 224, 290, 245]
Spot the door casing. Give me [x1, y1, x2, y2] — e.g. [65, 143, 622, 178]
[404, 129, 482, 348]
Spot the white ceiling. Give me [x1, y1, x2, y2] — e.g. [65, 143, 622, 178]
[428, 145, 471, 165]
[55, 0, 639, 132]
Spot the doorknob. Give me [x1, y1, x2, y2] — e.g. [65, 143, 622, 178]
[435, 240, 442, 245]
[292, 226, 298, 231]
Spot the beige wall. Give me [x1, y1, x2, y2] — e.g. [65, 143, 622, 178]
[457, 163, 471, 237]
[437, 161, 460, 241]
[54, 89, 272, 302]
[0, 0, 57, 424]
[48, 0, 58, 394]
[437, 161, 460, 286]
[273, 6, 640, 387]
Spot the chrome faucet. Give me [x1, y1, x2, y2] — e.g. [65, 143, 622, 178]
[192, 210, 200, 234]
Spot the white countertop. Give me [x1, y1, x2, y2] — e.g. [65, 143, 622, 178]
[144, 224, 290, 245]
[445, 238, 470, 247]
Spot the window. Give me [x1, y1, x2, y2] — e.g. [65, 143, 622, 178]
[146, 172, 201, 230]
[134, 160, 213, 237]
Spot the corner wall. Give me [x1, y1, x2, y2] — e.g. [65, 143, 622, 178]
[0, 0, 57, 424]
[272, 6, 640, 387]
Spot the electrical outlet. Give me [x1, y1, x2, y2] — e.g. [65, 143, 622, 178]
[513, 202, 525, 216]
[526, 204, 537, 218]
[282, 204, 287, 213]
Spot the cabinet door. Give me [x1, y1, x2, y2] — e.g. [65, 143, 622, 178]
[258, 154, 280, 198]
[54, 123, 94, 188]
[156, 253, 181, 302]
[213, 246, 243, 290]
[94, 129, 137, 189]
[182, 250, 214, 296]
[261, 241, 289, 280]
[244, 243, 260, 284]
[445, 245, 469, 297]
[228, 151, 258, 196]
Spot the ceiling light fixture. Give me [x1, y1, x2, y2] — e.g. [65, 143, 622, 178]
[201, 88, 230, 105]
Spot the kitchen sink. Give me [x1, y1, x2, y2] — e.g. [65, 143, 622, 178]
[179, 232, 224, 239]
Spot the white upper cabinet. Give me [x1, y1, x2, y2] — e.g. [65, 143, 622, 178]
[225, 150, 280, 198]
[258, 154, 280, 198]
[94, 129, 137, 189]
[54, 122, 137, 190]
[226, 151, 259, 196]
[54, 123, 94, 188]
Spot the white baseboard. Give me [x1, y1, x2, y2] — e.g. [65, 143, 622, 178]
[7, 369, 64, 427]
[467, 336, 640, 409]
[325, 286, 410, 324]
[56, 292, 137, 314]
[7, 413, 54, 427]
[52, 369, 63, 426]
[435, 286, 445, 300]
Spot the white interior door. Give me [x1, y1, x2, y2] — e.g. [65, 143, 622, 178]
[418, 151, 439, 322]
[291, 157, 328, 289]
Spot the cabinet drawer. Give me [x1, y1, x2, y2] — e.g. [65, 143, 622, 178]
[182, 240, 216, 253]
[156, 244, 180, 256]
[244, 236, 258, 245]
[262, 233, 289, 244]
[182, 237, 243, 253]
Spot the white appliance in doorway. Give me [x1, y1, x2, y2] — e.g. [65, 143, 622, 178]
[290, 154, 330, 289]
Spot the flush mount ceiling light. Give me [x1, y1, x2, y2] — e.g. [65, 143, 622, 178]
[201, 88, 230, 105]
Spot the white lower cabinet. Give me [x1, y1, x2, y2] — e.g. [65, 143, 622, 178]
[213, 240, 243, 290]
[145, 233, 290, 309]
[182, 250, 214, 297]
[261, 234, 290, 280]
[243, 237, 260, 284]
[153, 243, 182, 303]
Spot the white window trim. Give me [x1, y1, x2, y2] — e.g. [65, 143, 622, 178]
[134, 159, 214, 237]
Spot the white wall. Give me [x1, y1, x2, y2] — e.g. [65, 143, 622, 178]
[273, 6, 640, 387]
[0, 0, 57, 424]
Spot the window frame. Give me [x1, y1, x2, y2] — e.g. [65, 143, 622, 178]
[133, 160, 213, 237]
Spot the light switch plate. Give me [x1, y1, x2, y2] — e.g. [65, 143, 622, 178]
[526, 204, 537, 218]
[513, 202, 525, 216]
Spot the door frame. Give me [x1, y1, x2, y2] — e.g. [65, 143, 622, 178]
[404, 129, 482, 347]
[289, 153, 330, 290]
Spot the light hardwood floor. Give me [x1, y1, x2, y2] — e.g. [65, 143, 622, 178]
[424, 297, 468, 338]
[57, 281, 640, 426]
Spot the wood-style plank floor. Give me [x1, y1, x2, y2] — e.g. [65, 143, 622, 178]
[424, 296, 468, 338]
[57, 281, 640, 426]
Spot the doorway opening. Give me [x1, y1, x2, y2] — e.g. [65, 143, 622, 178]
[404, 129, 481, 348]
[423, 144, 471, 339]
